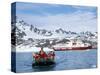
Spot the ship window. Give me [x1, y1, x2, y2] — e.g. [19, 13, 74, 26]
[73, 43, 76, 45]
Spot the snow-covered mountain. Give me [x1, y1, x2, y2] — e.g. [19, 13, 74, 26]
[11, 19, 97, 48]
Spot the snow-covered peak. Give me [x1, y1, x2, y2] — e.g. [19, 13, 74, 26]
[11, 18, 97, 48]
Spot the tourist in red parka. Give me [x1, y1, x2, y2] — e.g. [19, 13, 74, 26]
[33, 52, 40, 63]
[39, 47, 48, 61]
[48, 51, 55, 60]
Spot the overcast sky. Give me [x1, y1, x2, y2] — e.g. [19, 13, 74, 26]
[16, 2, 97, 32]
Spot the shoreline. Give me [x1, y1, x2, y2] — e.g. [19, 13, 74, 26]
[11, 47, 54, 52]
[11, 48, 97, 53]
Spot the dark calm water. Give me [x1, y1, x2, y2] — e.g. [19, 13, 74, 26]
[12, 49, 97, 73]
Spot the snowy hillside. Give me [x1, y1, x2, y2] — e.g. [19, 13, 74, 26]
[11, 18, 97, 49]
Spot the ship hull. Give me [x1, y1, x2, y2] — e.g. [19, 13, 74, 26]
[53, 46, 92, 51]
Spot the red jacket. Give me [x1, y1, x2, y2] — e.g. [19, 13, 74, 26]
[39, 51, 47, 58]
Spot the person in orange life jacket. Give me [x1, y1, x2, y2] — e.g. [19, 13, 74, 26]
[39, 47, 48, 60]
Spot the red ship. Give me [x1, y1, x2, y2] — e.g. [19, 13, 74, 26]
[52, 39, 92, 51]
